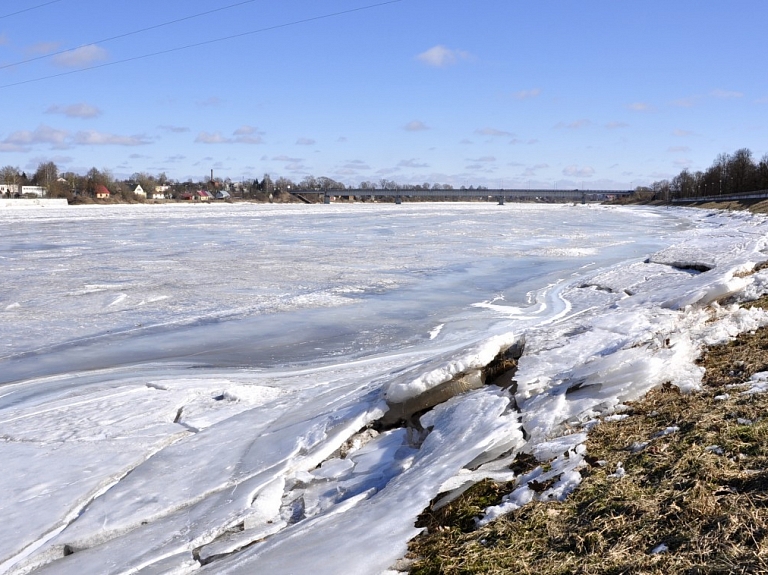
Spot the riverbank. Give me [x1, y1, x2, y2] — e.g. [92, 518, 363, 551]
[405, 224, 768, 573]
[680, 198, 768, 215]
[408, 306, 768, 573]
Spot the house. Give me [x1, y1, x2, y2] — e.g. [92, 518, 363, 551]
[133, 184, 146, 198]
[215, 190, 231, 200]
[152, 185, 170, 200]
[95, 185, 111, 199]
[180, 190, 211, 202]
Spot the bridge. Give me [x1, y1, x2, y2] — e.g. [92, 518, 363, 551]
[294, 188, 634, 205]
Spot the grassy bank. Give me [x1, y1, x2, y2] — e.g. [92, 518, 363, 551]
[405, 206, 768, 574]
[680, 199, 768, 215]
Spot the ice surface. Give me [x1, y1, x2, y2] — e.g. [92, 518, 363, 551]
[3, 204, 768, 574]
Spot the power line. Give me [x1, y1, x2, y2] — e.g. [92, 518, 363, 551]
[0, 0, 405, 90]
[0, 0, 65, 20]
[1, 0, 263, 71]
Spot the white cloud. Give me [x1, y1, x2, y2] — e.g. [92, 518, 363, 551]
[606, 121, 629, 129]
[46, 103, 102, 119]
[711, 89, 743, 99]
[464, 162, 498, 173]
[475, 127, 514, 137]
[235, 134, 264, 145]
[285, 163, 309, 173]
[555, 119, 591, 130]
[234, 125, 262, 136]
[74, 130, 150, 146]
[673, 129, 694, 137]
[562, 165, 595, 178]
[416, 45, 470, 67]
[671, 96, 699, 108]
[158, 125, 190, 133]
[627, 102, 653, 112]
[404, 120, 429, 132]
[52, 45, 107, 68]
[296, 137, 316, 145]
[3, 124, 70, 149]
[668, 146, 690, 153]
[398, 159, 429, 168]
[195, 127, 264, 144]
[273, 155, 303, 163]
[27, 41, 59, 55]
[467, 156, 496, 163]
[511, 88, 541, 100]
[521, 164, 550, 178]
[342, 160, 370, 170]
[195, 131, 230, 144]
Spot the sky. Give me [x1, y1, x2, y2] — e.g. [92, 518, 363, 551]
[1, 0, 767, 189]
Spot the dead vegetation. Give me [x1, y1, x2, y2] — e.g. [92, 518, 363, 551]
[406, 297, 768, 574]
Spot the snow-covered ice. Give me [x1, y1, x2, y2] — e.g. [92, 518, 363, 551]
[2, 202, 768, 574]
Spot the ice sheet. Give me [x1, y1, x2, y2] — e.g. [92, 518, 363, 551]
[3, 204, 768, 574]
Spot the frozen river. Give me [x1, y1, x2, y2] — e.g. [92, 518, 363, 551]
[2, 202, 768, 574]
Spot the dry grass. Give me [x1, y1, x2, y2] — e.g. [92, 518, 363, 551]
[407, 297, 768, 574]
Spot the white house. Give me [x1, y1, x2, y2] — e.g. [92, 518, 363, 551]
[153, 185, 170, 200]
[133, 184, 146, 198]
[215, 190, 231, 200]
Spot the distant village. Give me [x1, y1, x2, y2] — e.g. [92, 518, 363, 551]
[0, 163, 316, 204]
[0, 161, 488, 205]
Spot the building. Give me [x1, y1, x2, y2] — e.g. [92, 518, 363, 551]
[215, 190, 231, 200]
[0, 184, 20, 197]
[95, 185, 111, 199]
[152, 185, 171, 200]
[180, 190, 212, 202]
[133, 185, 146, 198]
[21, 186, 46, 197]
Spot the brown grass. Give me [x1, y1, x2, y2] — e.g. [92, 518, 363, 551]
[407, 296, 768, 574]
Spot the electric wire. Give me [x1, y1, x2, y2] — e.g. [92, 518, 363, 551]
[0, 0, 404, 90]
[0, 0, 263, 71]
[0, 0, 65, 20]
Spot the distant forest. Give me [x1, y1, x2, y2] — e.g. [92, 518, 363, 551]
[647, 148, 768, 200]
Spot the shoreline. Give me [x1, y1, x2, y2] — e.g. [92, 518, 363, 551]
[405, 213, 768, 573]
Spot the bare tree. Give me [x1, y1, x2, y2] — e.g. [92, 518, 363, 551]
[33, 161, 58, 189]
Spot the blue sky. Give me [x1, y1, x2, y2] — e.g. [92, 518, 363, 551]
[1, 0, 767, 188]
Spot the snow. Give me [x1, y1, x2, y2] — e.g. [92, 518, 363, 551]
[2, 203, 768, 574]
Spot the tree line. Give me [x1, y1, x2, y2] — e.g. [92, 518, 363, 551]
[20, 152, 767, 203]
[649, 148, 768, 200]
[0, 161, 467, 201]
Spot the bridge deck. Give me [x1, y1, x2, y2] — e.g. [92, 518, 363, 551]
[312, 188, 633, 199]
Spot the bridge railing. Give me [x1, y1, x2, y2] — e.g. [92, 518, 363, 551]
[314, 188, 633, 200]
